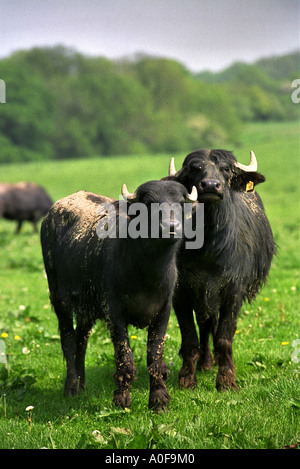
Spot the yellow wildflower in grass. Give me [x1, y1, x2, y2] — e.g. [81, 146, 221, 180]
[14, 335, 21, 341]
[265, 297, 270, 301]
[1, 332, 8, 338]
[281, 341, 289, 346]
[131, 335, 137, 340]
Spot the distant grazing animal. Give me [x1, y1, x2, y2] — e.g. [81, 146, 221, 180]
[41, 180, 197, 411]
[166, 149, 276, 391]
[0, 182, 53, 233]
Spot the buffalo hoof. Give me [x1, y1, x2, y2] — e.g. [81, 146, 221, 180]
[197, 352, 214, 372]
[149, 388, 170, 413]
[64, 387, 78, 397]
[64, 376, 83, 397]
[178, 370, 197, 389]
[113, 389, 131, 409]
[216, 367, 239, 392]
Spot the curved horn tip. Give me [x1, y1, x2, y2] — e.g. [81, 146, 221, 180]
[234, 150, 257, 172]
[187, 185, 198, 202]
[169, 157, 177, 176]
[250, 150, 257, 165]
[121, 183, 134, 200]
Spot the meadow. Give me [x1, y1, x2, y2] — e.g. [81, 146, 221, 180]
[0, 121, 299, 450]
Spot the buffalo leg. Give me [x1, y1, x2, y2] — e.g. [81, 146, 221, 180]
[196, 315, 217, 372]
[16, 220, 23, 234]
[54, 300, 79, 396]
[174, 294, 199, 389]
[75, 322, 93, 392]
[214, 298, 240, 391]
[147, 306, 171, 412]
[109, 321, 137, 409]
[32, 221, 38, 233]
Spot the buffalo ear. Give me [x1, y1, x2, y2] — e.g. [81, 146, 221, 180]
[231, 171, 265, 192]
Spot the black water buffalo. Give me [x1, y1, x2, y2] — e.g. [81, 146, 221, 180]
[166, 149, 276, 391]
[0, 182, 53, 233]
[41, 180, 197, 411]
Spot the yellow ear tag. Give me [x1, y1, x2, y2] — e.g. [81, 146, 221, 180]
[246, 181, 254, 192]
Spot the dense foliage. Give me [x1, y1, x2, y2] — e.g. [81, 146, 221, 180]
[0, 46, 299, 162]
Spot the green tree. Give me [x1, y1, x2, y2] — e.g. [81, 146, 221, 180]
[0, 57, 55, 162]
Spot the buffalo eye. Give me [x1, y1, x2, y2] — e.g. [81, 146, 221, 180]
[189, 165, 201, 173]
[221, 166, 230, 173]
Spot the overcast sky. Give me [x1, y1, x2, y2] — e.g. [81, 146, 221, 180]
[1, 0, 299, 72]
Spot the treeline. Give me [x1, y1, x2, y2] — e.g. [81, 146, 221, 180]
[0, 46, 299, 163]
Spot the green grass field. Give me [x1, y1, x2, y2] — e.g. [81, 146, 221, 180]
[0, 121, 299, 449]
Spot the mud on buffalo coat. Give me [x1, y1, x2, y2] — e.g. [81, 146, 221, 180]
[40, 180, 197, 411]
[166, 149, 276, 391]
[0, 182, 53, 233]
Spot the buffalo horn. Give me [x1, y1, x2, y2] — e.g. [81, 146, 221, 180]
[187, 185, 198, 202]
[234, 151, 257, 172]
[169, 157, 177, 176]
[121, 184, 136, 200]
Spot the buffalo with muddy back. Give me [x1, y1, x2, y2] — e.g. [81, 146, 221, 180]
[41, 180, 197, 412]
[166, 149, 276, 391]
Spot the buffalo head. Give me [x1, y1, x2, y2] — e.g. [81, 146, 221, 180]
[121, 180, 198, 241]
[168, 149, 265, 203]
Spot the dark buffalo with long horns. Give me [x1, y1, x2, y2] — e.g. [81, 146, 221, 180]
[166, 149, 276, 391]
[41, 180, 197, 412]
[0, 182, 53, 233]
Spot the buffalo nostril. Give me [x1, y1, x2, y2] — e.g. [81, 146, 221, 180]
[200, 179, 221, 192]
[170, 219, 182, 233]
[160, 218, 182, 237]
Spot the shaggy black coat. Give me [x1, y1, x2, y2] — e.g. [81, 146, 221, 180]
[41, 180, 190, 411]
[165, 149, 276, 390]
